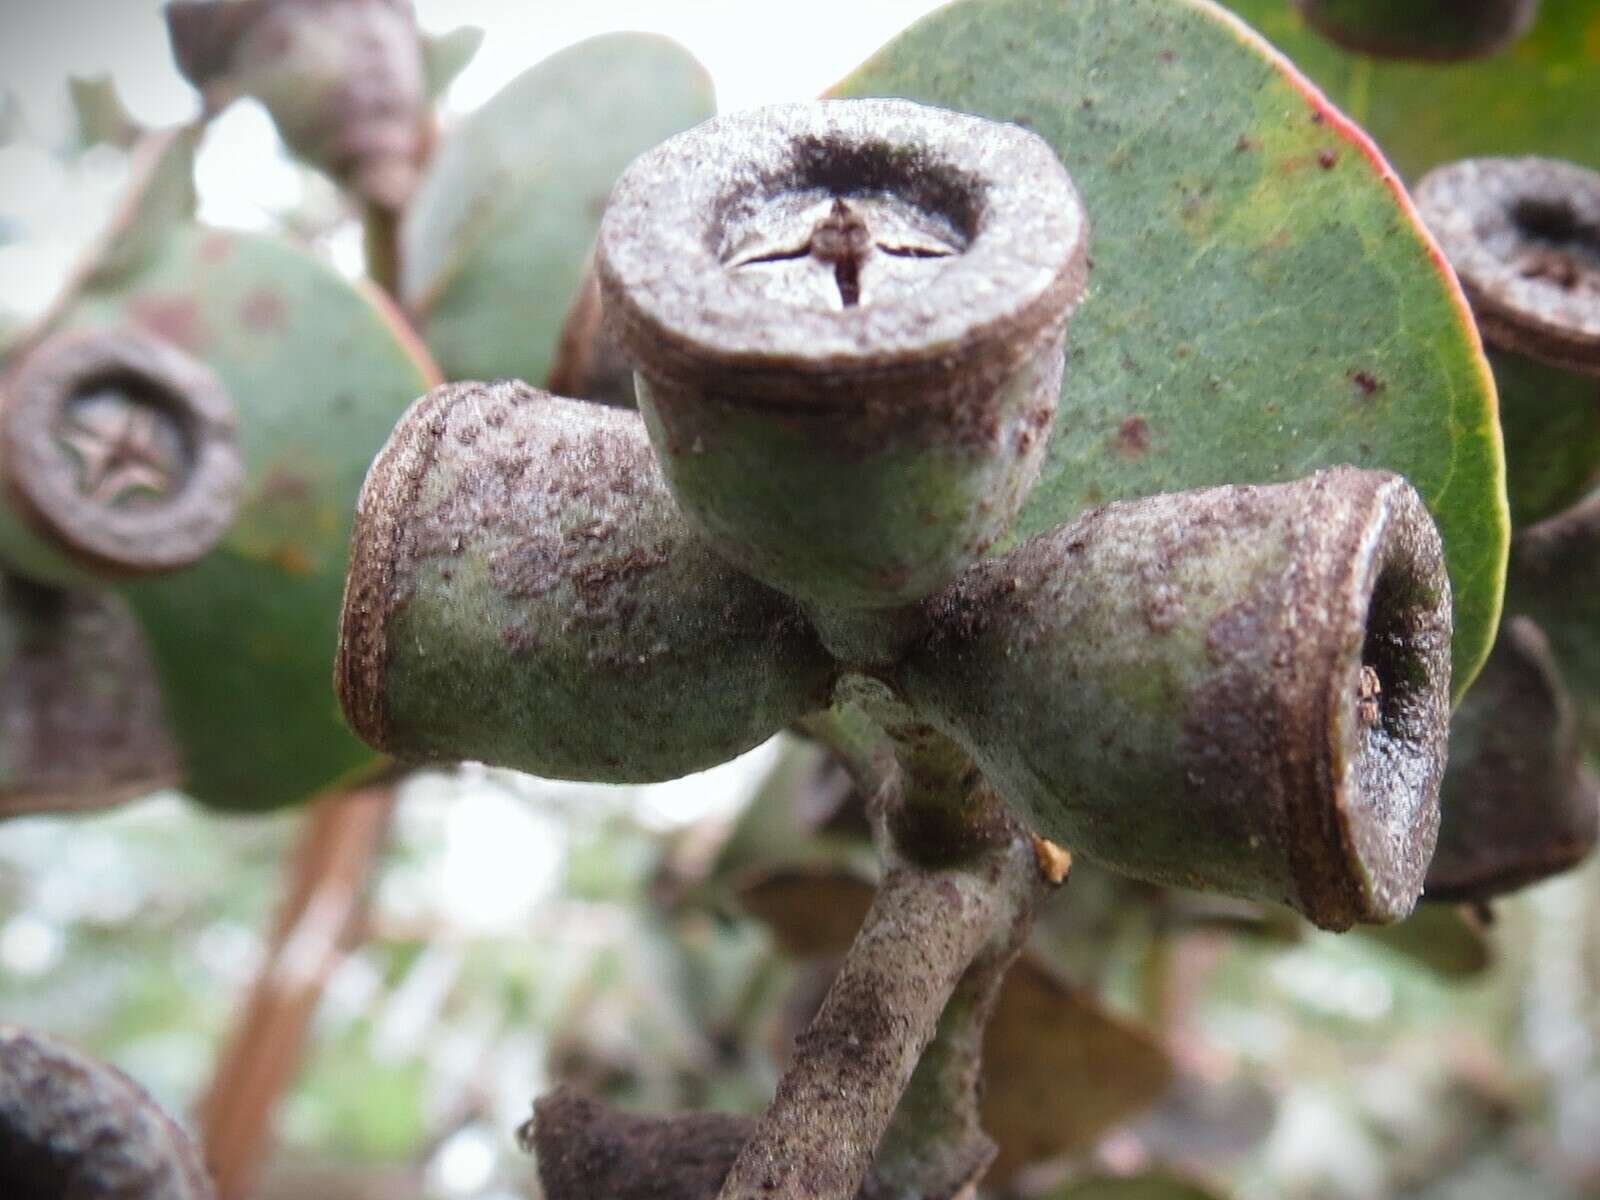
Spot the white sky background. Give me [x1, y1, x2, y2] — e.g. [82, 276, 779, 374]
[0, 0, 948, 321]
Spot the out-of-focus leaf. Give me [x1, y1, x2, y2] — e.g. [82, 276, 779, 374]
[1494, 351, 1600, 529]
[1218, 0, 1600, 180]
[736, 864, 875, 959]
[1134, 1070, 1278, 1166]
[401, 33, 714, 389]
[837, 0, 1506, 696]
[420, 25, 483, 101]
[68, 74, 143, 150]
[983, 957, 1174, 1183]
[79, 126, 199, 293]
[1357, 903, 1492, 978]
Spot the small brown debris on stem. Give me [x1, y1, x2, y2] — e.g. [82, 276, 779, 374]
[1032, 835, 1073, 884]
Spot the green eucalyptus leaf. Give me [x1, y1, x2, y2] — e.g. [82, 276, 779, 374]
[51, 227, 434, 811]
[1355, 902, 1492, 978]
[402, 33, 715, 389]
[82, 126, 200, 292]
[420, 25, 484, 101]
[1210, 4, 1600, 536]
[1494, 351, 1600, 528]
[68, 74, 143, 150]
[836, 0, 1506, 697]
[1218, 0, 1600, 180]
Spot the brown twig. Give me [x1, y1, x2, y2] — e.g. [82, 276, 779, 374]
[196, 782, 396, 1200]
[712, 731, 1047, 1200]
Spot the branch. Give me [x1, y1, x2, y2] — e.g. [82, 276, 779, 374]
[713, 800, 1043, 1200]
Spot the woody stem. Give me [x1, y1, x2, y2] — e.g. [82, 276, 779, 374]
[715, 729, 1046, 1200]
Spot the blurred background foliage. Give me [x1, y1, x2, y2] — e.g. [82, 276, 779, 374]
[3, 3, 1600, 1200]
[4, 740, 1600, 1198]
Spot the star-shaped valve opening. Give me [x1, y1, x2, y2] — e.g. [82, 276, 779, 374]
[2, 329, 243, 577]
[723, 193, 965, 310]
[56, 377, 191, 509]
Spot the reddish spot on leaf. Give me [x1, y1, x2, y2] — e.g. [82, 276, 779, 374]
[240, 287, 287, 332]
[1318, 149, 1339, 170]
[258, 466, 313, 504]
[1351, 370, 1385, 397]
[129, 295, 208, 353]
[271, 543, 314, 575]
[1235, 133, 1256, 152]
[1117, 415, 1151, 458]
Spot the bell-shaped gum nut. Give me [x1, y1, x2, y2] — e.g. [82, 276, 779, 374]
[0, 329, 243, 588]
[1, 573, 181, 818]
[1293, 0, 1539, 62]
[336, 381, 834, 782]
[193, 0, 427, 211]
[163, 0, 260, 91]
[597, 99, 1088, 610]
[1416, 157, 1600, 378]
[1509, 488, 1600, 749]
[0, 1026, 214, 1199]
[900, 467, 1452, 931]
[1426, 617, 1597, 901]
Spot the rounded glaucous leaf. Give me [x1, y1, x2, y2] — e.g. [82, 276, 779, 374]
[401, 33, 715, 389]
[1, 573, 179, 819]
[1292, 0, 1540, 62]
[336, 381, 834, 783]
[837, 0, 1505, 697]
[900, 468, 1453, 930]
[34, 133, 437, 810]
[1218, 3, 1599, 533]
[599, 99, 1089, 610]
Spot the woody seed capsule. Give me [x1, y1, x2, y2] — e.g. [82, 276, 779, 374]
[597, 99, 1089, 610]
[0, 329, 243, 586]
